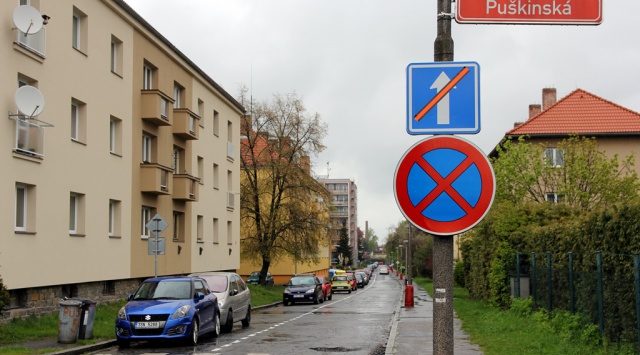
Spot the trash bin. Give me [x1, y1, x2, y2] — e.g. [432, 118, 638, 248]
[58, 299, 83, 344]
[78, 299, 97, 339]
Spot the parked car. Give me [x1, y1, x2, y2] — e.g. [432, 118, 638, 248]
[317, 276, 333, 301]
[246, 271, 274, 286]
[189, 272, 251, 333]
[379, 266, 389, 275]
[346, 273, 358, 291]
[115, 276, 220, 347]
[331, 275, 351, 294]
[354, 273, 366, 288]
[355, 271, 369, 285]
[283, 275, 323, 306]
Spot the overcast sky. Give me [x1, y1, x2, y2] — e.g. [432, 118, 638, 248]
[125, 0, 640, 242]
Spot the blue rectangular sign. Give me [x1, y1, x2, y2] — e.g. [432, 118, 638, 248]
[406, 61, 480, 135]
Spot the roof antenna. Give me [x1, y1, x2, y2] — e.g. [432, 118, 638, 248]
[326, 161, 331, 178]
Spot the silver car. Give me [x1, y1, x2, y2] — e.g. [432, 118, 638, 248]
[189, 272, 251, 333]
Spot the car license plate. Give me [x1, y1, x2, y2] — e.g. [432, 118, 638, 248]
[135, 321, 161, 329]
[293, 294, 304, 298]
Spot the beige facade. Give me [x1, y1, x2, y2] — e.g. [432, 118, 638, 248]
[1, 0, 242, 319]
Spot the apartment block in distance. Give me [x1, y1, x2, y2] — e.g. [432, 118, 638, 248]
[0, 0, 243, 321]
[318, 178, 359, 266]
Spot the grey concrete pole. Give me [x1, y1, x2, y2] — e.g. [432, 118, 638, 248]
[433, 0, 454, 354]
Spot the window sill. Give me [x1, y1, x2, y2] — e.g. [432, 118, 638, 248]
[69, 233, 86, 237]
[15, 230, 36, 235]
[13, 151, 43, 163]
[13, 42, 45, 62]
[111, 70, 123, 78]
[109, 235, 122, 239]
[110, 151, 122, 158]
[71, 138, 87, 146]
[72, 46, 88, 57]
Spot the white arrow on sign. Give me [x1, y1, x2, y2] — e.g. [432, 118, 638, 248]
[430, 72, 453, 125]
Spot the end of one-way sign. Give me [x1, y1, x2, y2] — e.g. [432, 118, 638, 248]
[406, 61, 480, 135]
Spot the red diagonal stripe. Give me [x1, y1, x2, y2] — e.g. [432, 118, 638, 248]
[413, 157, 475, 214]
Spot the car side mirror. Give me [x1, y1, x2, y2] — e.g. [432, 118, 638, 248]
[195, 292, 205, 301]
[127, 295, 133, 301]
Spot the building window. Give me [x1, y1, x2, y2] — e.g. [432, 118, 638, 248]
[141, 206, 153, 239]
[69, 192, 84, 236]
[172, 146, 184, 174]
[213, 163, 219, 189]
[545, 147, 564, 168]
[110, 116, 121, 155]
[110, 35, 123, 76]
[102, 281, 116, 295]
[15, 183, 36, 233]
[213, 218, 219, 244]
[142, 133, 153, 163]
[197, 156, 204, 185]
[197, 215, 204, 242]
[189, 115, 196, 134]
[109, 199, 121, 237]
[545, 193, 564, 204]
[173, 211, 185, 242]
[227, 221, 233, 245]
[72, 7, 87, 53]
[213, 110, 219, 136]
[70, 99, 86, 143]
[143, 62, 155, 90]
[198, 99, 204, 128]
[173, 83, 183, 109]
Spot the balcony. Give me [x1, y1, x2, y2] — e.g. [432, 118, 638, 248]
[173, 109, 199, 140]
[140, 163, 172, 195]
[173, 173, 199, 201]
[141, 90, 172, 126]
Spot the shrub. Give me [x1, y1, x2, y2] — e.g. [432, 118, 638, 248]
[453, 260, 465, 287]
[0, 275, 10, 313]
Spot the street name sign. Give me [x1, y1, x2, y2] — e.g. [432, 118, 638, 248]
[407, 61, 480, 135]
[394, 135, 495, 235]
[456, 0, 603, 25]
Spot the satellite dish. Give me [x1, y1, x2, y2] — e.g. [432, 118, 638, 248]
[13, 5, 43, 35]
[15, 86, 45, 117]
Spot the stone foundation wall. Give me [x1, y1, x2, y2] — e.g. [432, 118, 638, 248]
[0, 278, 142, 324]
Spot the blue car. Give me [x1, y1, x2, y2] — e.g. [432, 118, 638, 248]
[115, 276, 220, 347]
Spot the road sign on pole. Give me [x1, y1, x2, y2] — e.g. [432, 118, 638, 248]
[456, 0, 603, 25]
[146, 214, 168, 278]
[407, 61, 480, 135]
[394, 135, 495, 236]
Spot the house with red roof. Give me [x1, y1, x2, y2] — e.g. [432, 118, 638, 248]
[501, 88, 640, 162]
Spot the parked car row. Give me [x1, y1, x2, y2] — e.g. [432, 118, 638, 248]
[115, 272, 252, 348]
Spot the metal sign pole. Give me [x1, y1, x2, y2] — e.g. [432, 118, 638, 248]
[154, 219, 159, 278]
[434, 0, 454, 354]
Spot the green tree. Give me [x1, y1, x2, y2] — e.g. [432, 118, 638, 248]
[335, 224, 353, 267]
[239, 91, 330, 285]
[0, 274, 10, 313]
[363, 227, 379, 253]
[385, 220, 433, 277]
[492, 136, 640, 209]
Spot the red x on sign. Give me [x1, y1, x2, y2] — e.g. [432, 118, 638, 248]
[394, 136, 495, 235]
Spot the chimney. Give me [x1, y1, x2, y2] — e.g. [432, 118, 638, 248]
[299, 156, 311, 175]
[542, 88, 557, 111]
[529, 104, 542, 118]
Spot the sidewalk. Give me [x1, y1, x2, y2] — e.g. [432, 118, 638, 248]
[385, 273, 483, 355]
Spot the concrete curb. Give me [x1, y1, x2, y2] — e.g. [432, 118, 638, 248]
[385, 272, 406, 355]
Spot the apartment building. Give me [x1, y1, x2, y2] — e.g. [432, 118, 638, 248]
[318, 178, 359, 266]
[1, 0, 243, 320]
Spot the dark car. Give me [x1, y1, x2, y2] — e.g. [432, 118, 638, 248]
[354, 273, 366, 288]
[189, 272, 251, 333]
[246, 271, 274, 286]
[115, 276, 220, 347]
[283, 275, 323, 306]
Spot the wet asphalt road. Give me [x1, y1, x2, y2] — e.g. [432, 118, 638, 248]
[94, 271, 401, 355]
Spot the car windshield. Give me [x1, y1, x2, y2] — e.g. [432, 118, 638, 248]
[290, 277, 315, 286]
[133, 280, 191, 300]
[249, 272, 260, 277]
[333, 276, 347, 281]
[204, 275, 228, 293]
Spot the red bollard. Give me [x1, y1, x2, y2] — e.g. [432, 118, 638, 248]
[405, 284, 414, 307]
[399, 272, 403, 280]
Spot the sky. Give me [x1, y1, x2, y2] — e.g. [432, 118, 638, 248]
[125, 0, 640, 243]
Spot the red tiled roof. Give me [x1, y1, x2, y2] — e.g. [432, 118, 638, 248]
[507, 89, 640, 136]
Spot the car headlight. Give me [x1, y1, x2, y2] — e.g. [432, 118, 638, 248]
[283, 289, 292, 294]
[171, 305, 191, 320]
[305, 288, 315, 294]
[117, 306, 127, 320]
[218, 299, 225, 308]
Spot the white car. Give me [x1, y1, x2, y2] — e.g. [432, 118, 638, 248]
[189, 272, 251, 333]
[379, 266, 389, 275]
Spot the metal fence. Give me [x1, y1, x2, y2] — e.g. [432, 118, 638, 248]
[511, 251, 640, 350]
